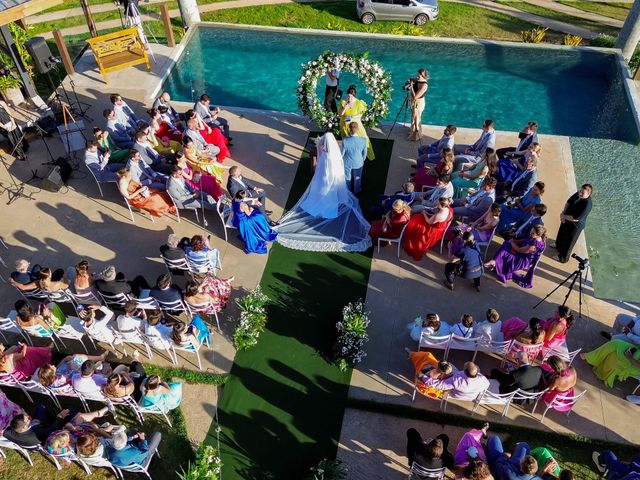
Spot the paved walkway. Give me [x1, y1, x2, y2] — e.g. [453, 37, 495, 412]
[523, 0, 624, 28]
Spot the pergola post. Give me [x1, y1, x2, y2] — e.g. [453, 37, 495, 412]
[53, 30, 74, 76]
[616, 0, 640, 62]
[160, 2, 175, 47]
[80, 0, 98, 38]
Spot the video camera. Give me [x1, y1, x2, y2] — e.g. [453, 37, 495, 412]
[571, 253, 589, 270]
[402, 78, 414, 91]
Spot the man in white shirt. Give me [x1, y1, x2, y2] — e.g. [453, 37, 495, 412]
[116, 300, 145, 337]
[84, 140, 125, 182]
[324, 65, 340, 114]
[71, 360, 108, 396]
[422, 361, 490, 401]
[603, 313, 640, 345]
[110, 93, 141, 130]
[193, 93, 230, 140]
[411, 174, 454, 213]
[104, 108, 134, 149]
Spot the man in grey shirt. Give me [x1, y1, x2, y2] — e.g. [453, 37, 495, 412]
[411, 173, 454, 213]
[452, 177, 497, 221]
[166, 166, 216, 210]
[126, 149, 167, 190]
[193, 93, 230, 140]
[184, 118, 221, 159]
[84, 140, 125, 182]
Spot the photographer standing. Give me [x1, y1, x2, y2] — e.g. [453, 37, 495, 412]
[552, 183, 593, 263]
[408, 69, 429, 142]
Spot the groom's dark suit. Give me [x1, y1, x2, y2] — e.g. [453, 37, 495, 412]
[227, 175, 267, 213]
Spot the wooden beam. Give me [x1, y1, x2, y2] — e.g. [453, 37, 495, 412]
[53, 29, 74, 76]
[160, 2, 175, 47]
[80, 0, 98, 38]
[0, 0, 63, 25]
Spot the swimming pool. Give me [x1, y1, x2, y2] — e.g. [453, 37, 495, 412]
[163, 25, 640, 301]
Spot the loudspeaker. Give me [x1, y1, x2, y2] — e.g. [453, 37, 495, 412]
[41, 166, 63, 192]
[24, 37, 55, 74]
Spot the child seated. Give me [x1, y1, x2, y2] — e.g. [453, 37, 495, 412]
[473, 308, 503, 342]
[450, 314, 475, 338]
[408, 313, 451, 342]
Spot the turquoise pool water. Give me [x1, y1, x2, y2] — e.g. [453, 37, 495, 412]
[163, 26, 640, 301]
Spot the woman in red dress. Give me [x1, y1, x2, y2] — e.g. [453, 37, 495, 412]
[413, 148, 454, 191]
[185, 109, 231, 162]
[370, 199, 411, 245]
[148, 108, 182, 143]
[403, 198, 454, 261]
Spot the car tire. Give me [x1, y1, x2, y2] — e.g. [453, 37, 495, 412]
[361, 12, 375, 25]
[414, 14, 429, 25]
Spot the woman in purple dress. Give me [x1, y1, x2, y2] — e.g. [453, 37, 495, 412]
[484, 225, 546, 288]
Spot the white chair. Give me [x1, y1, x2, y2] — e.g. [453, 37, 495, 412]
[216, 195, 235, 242]
[477, 339, 512, 367]
[446, 335, 481, 362]
[533, 389, 587, 424]
[82, 321, 125, 356]
[439, 216, 454, 255]
[117, 439, 160, 480]
[186, 299, 221, 330]
[0, 315, 31, 344]
[79, 454, 123, 479]
[135, 296, 160, 310]
[122, 195, 155, 223]
[0, 437, 34, 466]
[46, 289, 78, 307]
[185, 251, 221, 276]
[45, 448, 92, 474]
[154, 297, 188, 314]
[53, 315, 91, 354]
[476, 225, 497, 261]
[98, 291, 131, 310]
[15, 286, 49, 303]
[418, 333, 451, 355]
[160, 255, 190, 275]
[167, 189, 200, 224]
[136, 401, 172, 427]
[472, 388, 516, 416]
[508, 388, 548, 417]
[17, 377, 62, 409]
[18, 321, 65, 351]
[87, 164, 117, 198]
[114, 324, 153, 360]
[407, 461, 445, 479]
[377, 223, 408, 258]
[67, 289, 102, 306]
[505, 340, 543, 365]
[171, 335, 210, 371]
[542, 346, 581, 367]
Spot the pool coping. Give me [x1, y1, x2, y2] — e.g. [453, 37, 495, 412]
[154, 22, 640, 142]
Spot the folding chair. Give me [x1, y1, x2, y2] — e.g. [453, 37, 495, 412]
[171, 335, 210, 371]
[418, 333, 452, 355]
[15, 286, 49, 303]
[541, 347, 582, 367]
[67, 289, 102, 306]
[476, 225, 497, 261]
[160, 255, 190, 276]
[87, 164, 117, 198]
[98, 291, 131, 310]
[472, 388, 516, 416]
[533, 389, 587, 424]
[136, 401, 172, 427]
[17, 378, 62, 409]
[439, 216, 454, 255]
[186, 299, 221, 330]
[509, 388, 548, 417]
[167, 189, 200, 224]
[122, 195, 155, 223]
[117, 438, 161, 480]
[446, 335, 480, 362]
[407, 461, 445, 479]
[44, 448, 92, 474]
[477, 339, 512, 367]
[0, 437, 34, 466]
[377, 223, 408, 258]
[154, 297, 188, 315]
[216, 195, 235, 242]
[114, 324, 153, 360]
[0, 315, 31, 344]
[186, 252, 221, 276]
[505, 340, 543, 365]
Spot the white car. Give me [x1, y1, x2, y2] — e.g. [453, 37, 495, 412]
[356, 0, 439, 25]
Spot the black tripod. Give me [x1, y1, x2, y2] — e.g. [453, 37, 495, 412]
[386, 89, 411, 139]
[533, 258, 588, 321]
[0, 151, 35, 204]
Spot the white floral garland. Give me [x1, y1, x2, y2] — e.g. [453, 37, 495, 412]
[296, 51, 392, 131]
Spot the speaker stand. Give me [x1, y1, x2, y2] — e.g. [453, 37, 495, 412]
[0, 152, 36, 205]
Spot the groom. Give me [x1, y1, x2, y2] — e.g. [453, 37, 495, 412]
[342, 122, 367, 195]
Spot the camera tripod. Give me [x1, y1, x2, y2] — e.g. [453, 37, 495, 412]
[386, 88, 412, 139]
[533, 261, 588, 322]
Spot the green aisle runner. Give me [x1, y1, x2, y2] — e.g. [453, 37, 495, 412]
[212, 136, 393, 479]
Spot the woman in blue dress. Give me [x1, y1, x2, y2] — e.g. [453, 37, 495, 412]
[232, 190, 278, 254]
[496, 181, 545, 232]
[140, 375, 182, 411]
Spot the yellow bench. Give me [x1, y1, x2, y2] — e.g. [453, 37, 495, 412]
[86, 27, 150, 83]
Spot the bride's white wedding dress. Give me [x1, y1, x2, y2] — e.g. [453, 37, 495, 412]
[275, 132, 372, 252]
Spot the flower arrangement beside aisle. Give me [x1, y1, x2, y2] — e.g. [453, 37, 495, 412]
[334, 300, 370, 372]
[177, 444, 223, 480]
[305, 458, 348, 480]
[232, 286, 270, 351]
[296, 51, 392, 131]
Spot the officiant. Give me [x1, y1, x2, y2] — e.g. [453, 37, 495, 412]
[342, 122, 367, 195]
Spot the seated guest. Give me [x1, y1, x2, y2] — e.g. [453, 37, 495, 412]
[184, 110, 231, 162]
[408, 350, 455, 399]
[77, 304, 118, 340]
[0, 389, 23, 431]
[14, 299, 55, 334]
[496, 182, 545, 231]
[4, 408, 75, 447]
[416, 124, 456, 165]
[541, 306, 573, 353]
[403, 197, 454, 261]
[35, 352, 108, 394]
[530, 446, 566, 480]
[167, 166, 217, 211]
[184, 280, 223, 313]
[160, 233, 188, 262]
[0, 342, 53, 380]
[496, 145, 540, 199]
[446, 203, 501, 252]
[85, 140, 125, 183]
[45, 429, 77, 461]
[185, 234, 221, 270]
[149, 274, 183, 305]
[182, 135, 226, 183]
[452, 148, 497, 199]
[454, 423, 490, 468]
[474, 309, 503, 342]
[593, 450, 640, 480]
[496, 121, 539, 159]
[454, 119, 496, 170]
[10, 258, 40, 287]
[490, 350, 543, 394]
[144, 309, 174, 350]
[172, 316, 210, 349]
[140, 375, 183, 411]
[127, 149, 168, 190]
[153, 91, 183, 126]
[108, 426, 162, 468]
[452, 177, 497, 222]
[369, 199, 411, 246]
[443, 232, 484, 292]
[450, 314, 475, 337]
[184, 117, 221, 160]
[148, 107, 182, 143]
[408, 313, 450, 342]
[540, 355, 577, 407]
[77, 431, 111, 466]
[72, 360, 107, 396]
[133, 130, 173, 174]
[117, 168, 176, 218]
[103, 362, 146, 401]
[117, 300, 145, 335]
[406, 428, 445, 470]
[461, 459, 495, 480]
[371, 182, 416, 215]
[501, 204, 547, 241]
[94, 265, 147, 298]
[71, 259, 98, 297]
[421, 361, 490, 401]
[227, 166, 271, 215]
[502, 316, 545, 345]
[413, 149, 454, 192]
[411, 174, 454, 213]
[194, 93, 230, 138]
[487, 435, 541, 480]
[484, 225, 546, 288]
[94, 126, 130, 163]
[36, 266, 69, 293]
[232, 190, 279, 253]
[104, 108, 134, 149]
[582, 339, 640, 388]
[602, 312, 640, 345]
[175, 151, 224, 201]
[111, 93, 141, 130]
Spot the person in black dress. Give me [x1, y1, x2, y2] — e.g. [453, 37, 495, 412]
[406, 428, 446, 470]
[553, 183, 593, 263]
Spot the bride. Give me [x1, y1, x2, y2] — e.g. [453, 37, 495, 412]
[275, 132, 372, 252]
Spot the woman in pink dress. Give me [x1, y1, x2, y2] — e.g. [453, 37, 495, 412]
[446, 203, 501, 255]
[0, 343, 53, 381]
[403, 198, 454, 261]
[0, 389, 23, 431]
[541, 355, 577, 410]
[175, 152, 224, 201]
[369, 199, 411, 246]
[413, 149, 454, 191]
[541, 305, 573, 354]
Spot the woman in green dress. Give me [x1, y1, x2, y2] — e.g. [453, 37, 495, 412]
[338, 85, 374, 161]
[140, 374, 183, 411]
[582, 339, 640, 388]
[451, 148, 498, 199]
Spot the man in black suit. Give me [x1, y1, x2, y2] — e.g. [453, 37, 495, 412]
[159, 234, 188, 262]
[95, 266, 150, 298]
[490, 351, 542, 394]
[227, 166, 271, 215]
[149, 273, 183, 305]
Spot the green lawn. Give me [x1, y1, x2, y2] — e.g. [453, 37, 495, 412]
[39, 0, 233, 15]
[498, 1, 619, 35]
[201, 0, 563, 42]
[558, 1, 631, 22]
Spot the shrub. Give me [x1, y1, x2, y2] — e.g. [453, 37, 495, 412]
[232, 286, 269, 351]
[588, 33, 616, 48]
[305, 458, 348, 480]
[333, 300, 370, 372]
[563, 34, 582, 46]
[521, 26, 548, 43]
[177, 444, 222, 480]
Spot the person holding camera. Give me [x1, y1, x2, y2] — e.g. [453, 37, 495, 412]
[443, 231, 483, 292]
[551, 184, 593, 263]
[407, 69, 429, 142]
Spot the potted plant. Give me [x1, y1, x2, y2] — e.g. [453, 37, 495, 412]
[0, 75, 24, 106]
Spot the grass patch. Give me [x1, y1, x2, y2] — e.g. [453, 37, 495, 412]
[557, 1, 630, 22]
[201, 1, 561, 42]
[40, 0, 114, 14]
[497, 1, 619, 35]
[213, 136, 393, 479]
[348, 398, 637, 480]
[145, 364, 228, 385]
